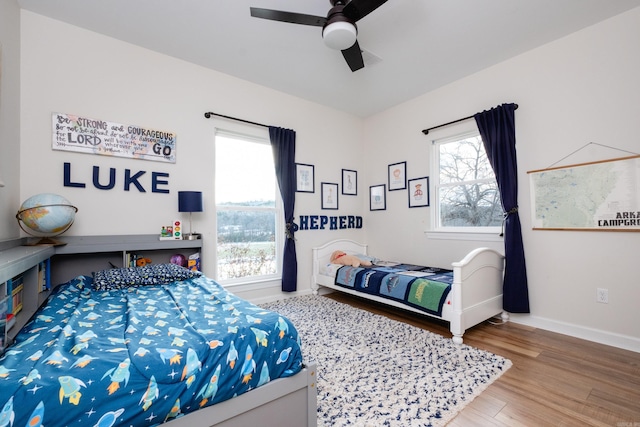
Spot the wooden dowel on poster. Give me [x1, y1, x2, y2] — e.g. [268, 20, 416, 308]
[527, 154, 640, 174]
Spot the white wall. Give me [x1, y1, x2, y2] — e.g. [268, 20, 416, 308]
[363, 7, 640, 350]
[17, 7, 640, 350]
[0, 0, 21, 241]
[19, 10, 366, 298]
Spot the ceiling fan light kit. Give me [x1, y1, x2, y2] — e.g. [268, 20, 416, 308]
[250, 0, 388, 72]
[323, 21, 357, 50]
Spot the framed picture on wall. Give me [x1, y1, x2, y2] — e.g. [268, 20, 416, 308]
[296, 163, 314, 193]
[388, 161, 407, 191]
[342, 169, 357, 195]
[369, 184, 386, 211]
[321, 182, 339, 210]
[408, 177, 430, 208]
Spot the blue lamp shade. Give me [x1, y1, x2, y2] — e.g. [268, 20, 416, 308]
[178, 191, 203, 213]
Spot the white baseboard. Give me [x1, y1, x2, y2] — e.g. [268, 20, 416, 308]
[247, 289, 315, 306]
[508, 313, 640, 354]
[244, 287, 640, 353]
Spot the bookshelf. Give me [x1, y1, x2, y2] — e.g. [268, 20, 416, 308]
[51, 234, 203, 287]
[0, 235, 202, 348]
[0, 242, 55, 347]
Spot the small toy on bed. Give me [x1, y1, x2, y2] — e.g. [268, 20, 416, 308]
[136, 257, 152, 267]
[329, 250, 372, 268]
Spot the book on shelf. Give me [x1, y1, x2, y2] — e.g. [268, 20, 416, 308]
[11, 283, 24, 315]
[4, 274, 23, 315]
[38, 259, 51, 292]
[126, 253, 139, 268]
[188, 252, 201, 271]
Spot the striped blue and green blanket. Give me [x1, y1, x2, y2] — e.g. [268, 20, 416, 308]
[335, 263, 453, 316]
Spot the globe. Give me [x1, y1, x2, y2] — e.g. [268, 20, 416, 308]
[16, 193, 78, 245]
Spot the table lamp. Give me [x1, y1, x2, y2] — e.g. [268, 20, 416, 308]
[178, 191, 203, 240]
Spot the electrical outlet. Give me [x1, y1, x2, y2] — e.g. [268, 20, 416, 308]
[596, 288, 608, 304]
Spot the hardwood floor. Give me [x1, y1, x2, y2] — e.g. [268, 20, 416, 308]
[324, 292, 640, 427]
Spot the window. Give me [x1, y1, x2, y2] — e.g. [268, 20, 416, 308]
[431, 130, 502, 233]
[215, 130, 282, 284]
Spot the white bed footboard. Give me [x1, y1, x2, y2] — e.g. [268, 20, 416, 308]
[311, 240, 505, 344]
[449, 248, 506, 344]
[166, 362, 318, 427]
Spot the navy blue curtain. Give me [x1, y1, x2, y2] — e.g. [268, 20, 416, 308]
[474, 103, 530, 313]
[269, 127, 298, 292]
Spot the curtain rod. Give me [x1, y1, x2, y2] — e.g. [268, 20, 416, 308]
[421, 104, 518, 135]
[204, 112, 269, 128]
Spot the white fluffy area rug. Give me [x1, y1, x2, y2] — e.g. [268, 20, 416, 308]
[261, 295, 512, 427]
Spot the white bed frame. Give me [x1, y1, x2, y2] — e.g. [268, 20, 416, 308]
[311, 239, 507, 344]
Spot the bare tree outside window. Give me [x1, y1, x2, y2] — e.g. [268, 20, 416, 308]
[437, 134, 502, 228]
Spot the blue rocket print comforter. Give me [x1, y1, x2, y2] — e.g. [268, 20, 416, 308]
[0, 270, 303, 427]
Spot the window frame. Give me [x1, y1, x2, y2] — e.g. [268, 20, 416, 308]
[429, 123, 503, 238]
[214, 127, 283, 286]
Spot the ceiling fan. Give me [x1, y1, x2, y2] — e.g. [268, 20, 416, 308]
[250, 0, 388, 72]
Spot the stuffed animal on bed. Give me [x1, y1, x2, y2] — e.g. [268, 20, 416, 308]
[329, 250, 372, 268]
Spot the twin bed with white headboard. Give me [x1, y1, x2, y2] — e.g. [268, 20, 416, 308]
[311, 239, 507, 344]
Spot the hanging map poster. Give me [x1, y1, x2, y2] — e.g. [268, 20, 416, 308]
[52, 113, 176, 163]
[528, 155, 640, 231]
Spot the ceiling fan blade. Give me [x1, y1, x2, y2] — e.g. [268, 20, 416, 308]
[341, 41, 364, 72]
[342, 0, 388, 22]
[250, 7, 327, 26]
